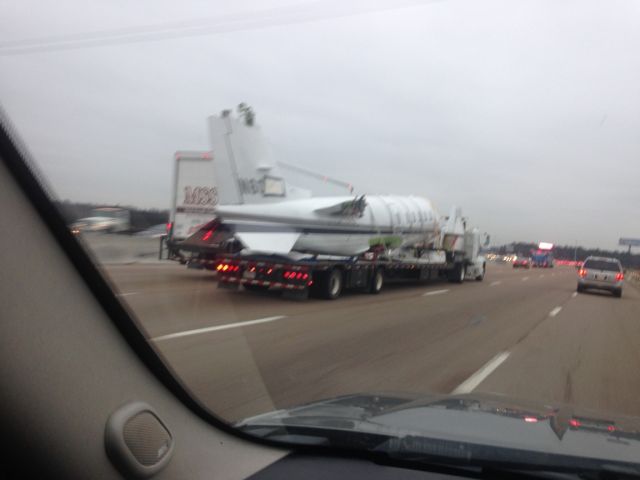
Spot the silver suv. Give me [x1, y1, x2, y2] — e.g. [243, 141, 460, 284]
[577, 256, 624, 298]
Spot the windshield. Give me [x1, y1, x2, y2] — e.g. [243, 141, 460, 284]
[2, 0, 640, 473]
[583, 259, 621, 272]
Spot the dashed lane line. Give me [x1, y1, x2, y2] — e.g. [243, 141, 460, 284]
[452, 351, 511, 394]
[423, 289, 450, 297]
[151, 316, 287, 342]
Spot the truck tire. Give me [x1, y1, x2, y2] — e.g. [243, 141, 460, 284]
[613, 288, 622, 298]
[448, 262, 465, 283]
[475, 264, 485, 281]
[369, 269, 384, 294]
[320, 269, 343, 300]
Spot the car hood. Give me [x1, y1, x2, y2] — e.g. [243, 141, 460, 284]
[238, 392, 640, 469]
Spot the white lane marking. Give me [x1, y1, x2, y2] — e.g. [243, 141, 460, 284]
[549, 306, 562, 317]
[116, 292, 138, 297]
[571, 292, 578, 298]
[152, 316, 286, 342]
[423, 289, 449, 297]
[452, 351, 510, 394]
[490, 281, 502, 287]
[522, 277, 529, 281]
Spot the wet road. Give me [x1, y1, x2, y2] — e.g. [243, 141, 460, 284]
[102, 262, 640, 422]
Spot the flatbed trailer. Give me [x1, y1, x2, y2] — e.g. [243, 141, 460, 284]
[216, 249, 485, 300]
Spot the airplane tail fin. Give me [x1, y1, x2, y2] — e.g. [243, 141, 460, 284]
[208, 113, 311, 205]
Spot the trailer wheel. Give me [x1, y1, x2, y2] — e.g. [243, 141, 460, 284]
[448, 262, 465, 283]
[321, 269, 343, 300]
[369, 269, 384, 294]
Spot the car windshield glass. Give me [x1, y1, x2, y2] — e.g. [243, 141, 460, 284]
[583, 260, 621, 272]
[2, 0, 640, 474]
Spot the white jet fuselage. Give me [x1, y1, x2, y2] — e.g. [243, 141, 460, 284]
[214, 195, 441, 256]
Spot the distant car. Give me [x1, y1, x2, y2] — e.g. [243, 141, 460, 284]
[70, 207, 130, 234]
[577, 256, 624, 297]
[512, 257, 531, 268]
[70, 216, 120, 234]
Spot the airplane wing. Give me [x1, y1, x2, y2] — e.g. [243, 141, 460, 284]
[234, 231, 300, 254]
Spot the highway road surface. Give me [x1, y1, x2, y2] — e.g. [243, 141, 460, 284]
[101, 262, 640, 422]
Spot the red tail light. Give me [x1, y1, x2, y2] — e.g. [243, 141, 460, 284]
[578, 269, 587, 278]
[615, 272, 624, 281]
[166, 222, 172, 233]
[202, 229, 214, 241]
[217, 263, 239, 273]
[283, 270, 310, 281]
[569, 419, 581, 428]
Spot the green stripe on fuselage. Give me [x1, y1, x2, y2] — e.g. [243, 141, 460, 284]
[369, 235, 402, 248]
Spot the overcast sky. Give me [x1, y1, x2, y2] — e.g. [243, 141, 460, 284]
[1, 0, 639, 249]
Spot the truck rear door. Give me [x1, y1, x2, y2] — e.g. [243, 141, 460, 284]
[170, 151, 218, 242]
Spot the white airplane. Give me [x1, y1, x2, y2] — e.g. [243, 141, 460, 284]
[185, 110, 468, 259]
[213, 195, 463, 257]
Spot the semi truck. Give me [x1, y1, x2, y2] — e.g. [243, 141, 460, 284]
[531, 248, 554, 268]
[214, 207, 487, 300]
